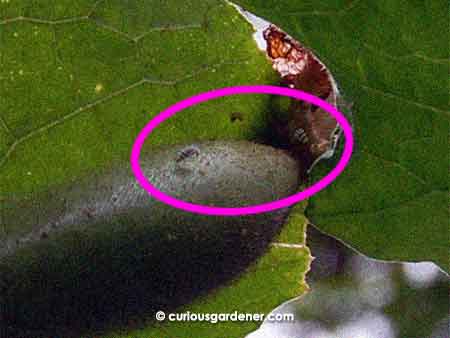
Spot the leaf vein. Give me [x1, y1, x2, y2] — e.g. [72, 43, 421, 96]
[363, 43, 450, 65]
[311, 189, 447, 219]
[0, 15, 204, 41]
[393, 135, 433, 146]
[285, 0, 362, 17]
[0, 115, 14, 138]
[0, 60, 250, 169]
[0, 16, 89, 25]
[360, 85, 450, 117]
[0, 79, 147, 168]
[362, 148, 428, 185]
[92, 19, 203, 43]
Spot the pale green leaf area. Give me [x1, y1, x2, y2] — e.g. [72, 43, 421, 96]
[235, 0, 450, 270]
[0, 0, 279, 199]
[0, 1, 311, 337]
[107, 203, 310, 338]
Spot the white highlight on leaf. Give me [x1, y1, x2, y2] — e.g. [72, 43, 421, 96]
[402, 261, 441, 289]
[228, 2, 270, 51]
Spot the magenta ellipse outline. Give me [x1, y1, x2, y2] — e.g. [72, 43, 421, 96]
[130, 85, 354, 216]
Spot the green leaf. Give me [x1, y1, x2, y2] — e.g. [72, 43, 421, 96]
[0, 1, 311, 336]
[0, 0, 280, 198]
[104, 203, 310, 338]
[234, 0, 449, 270]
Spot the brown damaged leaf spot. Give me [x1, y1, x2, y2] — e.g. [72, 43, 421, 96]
[264, 25, 341, 172]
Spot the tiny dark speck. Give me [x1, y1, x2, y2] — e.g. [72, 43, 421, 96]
[82, 207, 95, 219]
[230, 112, 244, 122]
[40, 232, 48, 239]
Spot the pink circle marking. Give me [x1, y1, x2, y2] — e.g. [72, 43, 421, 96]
[130, 85, 354, 216]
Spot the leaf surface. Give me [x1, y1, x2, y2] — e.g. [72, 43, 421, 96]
[235, 0, 449, 270]
[0, 1, 311, 336]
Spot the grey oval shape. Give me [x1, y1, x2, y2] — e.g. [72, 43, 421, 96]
[0, 141, 301, 336]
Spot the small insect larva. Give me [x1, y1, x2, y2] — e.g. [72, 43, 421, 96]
[293, 128, 309, 144]
[82, 206, 95, 218]
[176, 145, 200, 162]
